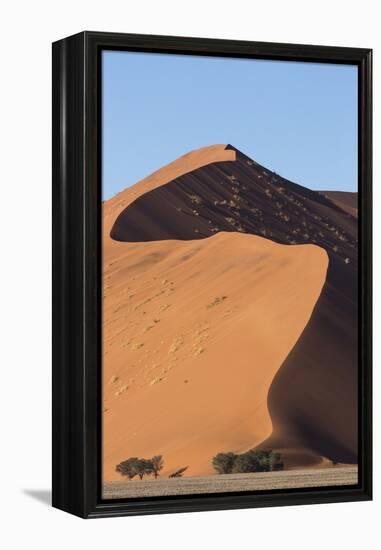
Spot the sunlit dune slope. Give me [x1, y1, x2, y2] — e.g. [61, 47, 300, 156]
[103, 232, 328, 480]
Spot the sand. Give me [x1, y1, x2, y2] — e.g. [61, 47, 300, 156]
[103, 466, 358, 499]
[103, 232, 327, 480]
[103, 144, 358, 482]
[321, 191, 358, 218]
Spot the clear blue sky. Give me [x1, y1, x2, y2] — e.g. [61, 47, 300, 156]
[102, 51, 358, 200]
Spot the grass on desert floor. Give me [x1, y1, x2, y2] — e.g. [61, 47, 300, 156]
[103, 466, 358, 499]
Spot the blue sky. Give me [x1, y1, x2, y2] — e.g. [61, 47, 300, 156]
[102, 51, 358, 200]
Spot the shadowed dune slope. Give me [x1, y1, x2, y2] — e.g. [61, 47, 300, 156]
[320, 191, 358, 218]
[103, 144, 358, 477]
[102, 233, 328, 480]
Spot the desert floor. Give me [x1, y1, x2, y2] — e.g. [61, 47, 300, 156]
[103, 466, 358, 499]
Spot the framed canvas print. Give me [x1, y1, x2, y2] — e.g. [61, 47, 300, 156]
[52, 31, 372, 518]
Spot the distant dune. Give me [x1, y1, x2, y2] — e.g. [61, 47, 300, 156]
[103, 144, 358, 481]
[320, 191, 358, 218]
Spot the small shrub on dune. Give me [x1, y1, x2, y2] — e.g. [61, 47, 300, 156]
[207, 296, 227, 309]
[151, 455, 164, 479]
[189, 194, 202, 205]
[136, 459, 155, 479]
[231, 451, 260, 474]
[212, 449, 283, 475]
[254, 449, 283, 472]
[169, 466, 188, 478]
[212, 452, 238, 474]
[116, 457, 141, 480]
[116, 455, 165, 480]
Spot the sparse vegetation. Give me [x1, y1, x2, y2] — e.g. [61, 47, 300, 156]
[116, 455, 165, 480]
[207, 296, 227, 309]
[116, 457, 140, 480]
[151, 455, 164, 479]
[189, 194, 202, 205]
[212, 452, 237, 474]
[214, 199, 228, 206]
[169, 467, 188, 478]
[212, 449, 283, 474]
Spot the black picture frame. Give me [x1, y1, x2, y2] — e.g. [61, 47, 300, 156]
[52, 31, 372, 519]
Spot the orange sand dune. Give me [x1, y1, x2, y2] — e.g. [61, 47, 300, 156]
[103, 143, 358, 481]
[103, 232, 328, 480]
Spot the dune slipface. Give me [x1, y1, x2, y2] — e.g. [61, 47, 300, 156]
[103, 144, 358, 480]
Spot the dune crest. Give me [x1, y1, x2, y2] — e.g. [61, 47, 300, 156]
[103, 144, 235, 237]
[103, 144, 358, 479]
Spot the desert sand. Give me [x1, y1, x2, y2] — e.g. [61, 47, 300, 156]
[103, 466, 358, 499]
[103, 144, 358, 484]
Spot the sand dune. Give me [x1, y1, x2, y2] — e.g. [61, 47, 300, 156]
[320, 191, 358, 218]
[103, 144, 235, 239]
[103, 233, 327, 479]
[103, 144, 358, 481]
